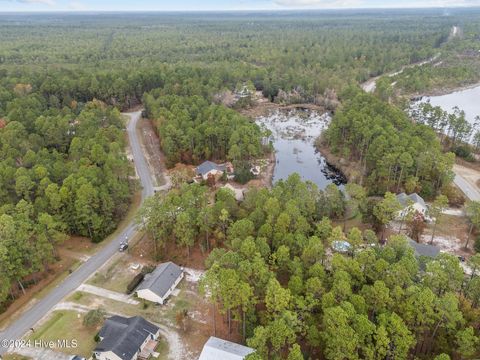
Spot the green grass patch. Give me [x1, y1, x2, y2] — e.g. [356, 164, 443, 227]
[2, 354, 32, 360]
[88, 257, 135, 293]
[165, 286, 192, 323]
[71, 292, 84, 301]
[29, 310, 97, 358]
[152, 337, 169, 360]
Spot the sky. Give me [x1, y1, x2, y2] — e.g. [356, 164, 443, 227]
[0, 0, 479, 12]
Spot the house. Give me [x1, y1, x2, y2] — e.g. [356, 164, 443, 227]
[93, 316, 160, 360]
[199, 337, 255, 360]
[136, 262, 184, 304]
[407, 237, 441, 258]
[196, 161, 227, 181]
[222, 183, 245, 202]
[396, 193, 429, 220]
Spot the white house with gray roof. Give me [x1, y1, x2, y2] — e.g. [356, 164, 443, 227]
[136, 262, 183, 304]
[199, 337, 255, 360]
[196, 161, 226, 180]
[93, 315, 159, 360]
[396, 192, 430, 221]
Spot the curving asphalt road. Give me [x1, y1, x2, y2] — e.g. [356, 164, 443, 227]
[0, 110, 154, 355]
[454, 173, 480, 202]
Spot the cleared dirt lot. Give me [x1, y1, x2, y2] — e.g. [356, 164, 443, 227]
[137, 117, 167, 187]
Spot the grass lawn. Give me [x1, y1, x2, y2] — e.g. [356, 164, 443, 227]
[164, 285, 192, 323]
[88, 255, 139, 293]
[29, 310, 97, 358]
[2, 355, 31, 360]
[70, 282, 194, 327]
[152, 337, 169, 360]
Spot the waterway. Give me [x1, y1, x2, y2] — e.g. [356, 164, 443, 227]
[256, 109, 346, 189]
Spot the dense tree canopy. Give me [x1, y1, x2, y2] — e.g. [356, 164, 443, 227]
[0, 97, 133, 305]
[143, 94, 265, 166]
[139, 175, 479, 359]
[324, 89, 455, 197]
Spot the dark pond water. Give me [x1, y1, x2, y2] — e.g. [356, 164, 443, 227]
[256, 109, 346, 189]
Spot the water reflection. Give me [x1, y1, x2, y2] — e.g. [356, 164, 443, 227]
[256, 109, 346, 189]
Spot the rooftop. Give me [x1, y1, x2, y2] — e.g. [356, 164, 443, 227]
[199, 337, 255, 360]
[397, 192, 426, 208]
[95, 316, 159, 360]
[407, 238, 440, 258]
[196, 161, 226, 176]
[137, 262, 183, 298]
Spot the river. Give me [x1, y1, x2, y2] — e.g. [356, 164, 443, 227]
[256, 109, 346, 189]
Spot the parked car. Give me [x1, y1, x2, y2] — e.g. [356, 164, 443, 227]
[119, 243, 129, 252]
[70, 356, 86, 360]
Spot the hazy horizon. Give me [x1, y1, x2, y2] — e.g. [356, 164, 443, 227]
[0, 0, 479, 13]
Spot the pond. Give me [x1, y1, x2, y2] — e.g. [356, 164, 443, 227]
[420, 84, 480, 127]
[256, 109, 346, 190]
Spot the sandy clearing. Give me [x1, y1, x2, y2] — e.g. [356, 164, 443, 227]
[184, 268, 205, 283]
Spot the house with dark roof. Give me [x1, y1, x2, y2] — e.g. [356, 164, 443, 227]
[407, 237, 441, 258]
[196, 161, 227, 180]
[396, 192, 430, 221]
[93, 316, 159, 360]
[199, 337, 255, 360]
[135, 262, 184, 304]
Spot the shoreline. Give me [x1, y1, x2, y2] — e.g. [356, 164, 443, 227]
[239, 99, 325, 119]
[412, 80, 480, 99]
[315, 137, 362, 184]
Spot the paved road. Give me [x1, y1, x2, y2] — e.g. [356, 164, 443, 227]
[454, 173, 480, 201]
[0, 111, 154, 355]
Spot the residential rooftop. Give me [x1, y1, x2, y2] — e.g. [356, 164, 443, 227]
[137, 261, 183, 299]
[95, 315, 159, 360]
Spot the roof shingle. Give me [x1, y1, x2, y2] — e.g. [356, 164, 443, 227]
[137, 262, 183, 299]
[95, 316, 159, 360]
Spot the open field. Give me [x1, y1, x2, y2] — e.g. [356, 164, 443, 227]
[29, 310, 97, 358]
[88, 254, 148, 294]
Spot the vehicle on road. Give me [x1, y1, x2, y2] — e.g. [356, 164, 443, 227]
[119, 243, 129, 252]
